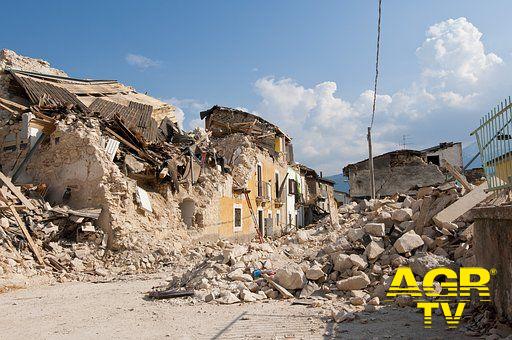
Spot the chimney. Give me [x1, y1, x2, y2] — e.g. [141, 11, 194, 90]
[320, 171, 323, 178]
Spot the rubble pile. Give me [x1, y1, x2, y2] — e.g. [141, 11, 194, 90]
[0, 182, 107, 281]
[0, 50, 239, 284]
[161, 182, 477, 316]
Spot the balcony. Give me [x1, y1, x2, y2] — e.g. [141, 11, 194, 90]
[256, 181, 272, 206]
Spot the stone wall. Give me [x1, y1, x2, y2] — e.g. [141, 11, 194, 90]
[348, 154, 446, 198]
[471, 205, 512, 322]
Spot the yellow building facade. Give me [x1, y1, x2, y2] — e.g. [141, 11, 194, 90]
[217, 154, 288, 241]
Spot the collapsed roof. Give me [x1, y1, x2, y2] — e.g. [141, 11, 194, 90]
[4, 69, 179, 143]
[343, 149, 424, 175]
[200, 105, 291, 141]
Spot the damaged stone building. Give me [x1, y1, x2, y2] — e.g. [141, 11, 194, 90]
[295, 164, 337, 226]
[343, 142, 463, 199]
[0, 50, 336, 278]
[199, 106, 335, 240]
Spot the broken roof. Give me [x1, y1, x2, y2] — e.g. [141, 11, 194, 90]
[343, 149, 423, 171]
[7, 68, 177, 124]
[200, 105, 291, 140]
[318, 177, 335, 186]
[343, 149, 423, 176]
[422, 142, 461, 153]
[296, 163, 319, 178]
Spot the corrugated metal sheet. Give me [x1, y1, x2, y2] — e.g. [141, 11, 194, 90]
[12, 74, 89, 114]
[8, 69, 177, 123]
[89, 98, 158, 142]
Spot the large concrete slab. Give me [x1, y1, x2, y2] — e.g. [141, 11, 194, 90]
[433, 182, 491, 226]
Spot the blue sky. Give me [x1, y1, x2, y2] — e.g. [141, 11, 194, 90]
[3, 1, 512, 174]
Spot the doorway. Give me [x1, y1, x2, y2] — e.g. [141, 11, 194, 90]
[179, 199, 195, 227]
[258, 209, 264, 236]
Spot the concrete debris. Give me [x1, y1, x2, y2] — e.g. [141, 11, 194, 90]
[274, 263, 307, 290]
[394, 230, 424, 253]
[152, 178, 478, 312]
[364, 222, 385, 237]
[0, 51, 485, 327]
[391, 208, 413, 222]
[336, 273, 371, 291]
[408, 252, 456, 277]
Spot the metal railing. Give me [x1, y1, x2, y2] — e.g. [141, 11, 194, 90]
[470, 97, 512, 191]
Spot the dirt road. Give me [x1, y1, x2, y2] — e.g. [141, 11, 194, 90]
[0, 276, 469, 339]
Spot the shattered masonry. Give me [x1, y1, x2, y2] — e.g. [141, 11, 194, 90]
[0, 49, 507, 334]
[0, 50, 335, 282]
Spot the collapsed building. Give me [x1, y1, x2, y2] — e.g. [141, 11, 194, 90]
[199, 106, 336, 240]
[294, 164, 337, 226]
[0, 50, 334, 281]
[343, 142, 463, 199]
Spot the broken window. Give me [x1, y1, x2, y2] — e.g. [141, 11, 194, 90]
[427, 155, 440, 166]
[233, 204, 242, 231]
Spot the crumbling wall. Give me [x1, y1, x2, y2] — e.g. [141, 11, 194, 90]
[348, 154, 446, 198]
[174, 165, 233, 240]
[425, 143, 463, 169]
[19, 118, 192, 271]
[212, 133, 260, 187]
[24, 119, 124, 245]
[472, 205, 512, 322]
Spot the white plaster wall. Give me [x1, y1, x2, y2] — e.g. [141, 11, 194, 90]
[286, 166, 300, 228]
[426, 144, 463, 168]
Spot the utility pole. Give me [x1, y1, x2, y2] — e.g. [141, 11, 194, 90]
[368, 0, 382, 200]
[367, 127, 376, 199]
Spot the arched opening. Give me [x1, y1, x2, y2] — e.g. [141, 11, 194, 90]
[179, 199, 195, 227]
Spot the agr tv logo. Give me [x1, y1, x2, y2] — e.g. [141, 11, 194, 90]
[386, 267, 494, 328]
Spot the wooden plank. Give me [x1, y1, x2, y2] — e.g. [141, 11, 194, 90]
[433, 182, 492, 227]
[0, 171, 35, 210]
[0, 97, 28, 110]
[51, 207, 102, 219]
[262, 274, 294, 299]
[105, 127, 146, 158]
[147, 289, 194, 299]
[442, 160, 472, 192]
[9, 205, 44, 265]
[0, 205, 25, 210]
[29, 118, 56, 134]
[0, 102, 18, 114]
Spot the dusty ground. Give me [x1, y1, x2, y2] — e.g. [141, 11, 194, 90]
[0, 275, 471, 340]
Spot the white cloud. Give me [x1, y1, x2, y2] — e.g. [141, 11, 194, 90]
[251, 17, 506, 174]
[125, 53, 160, 69]
[163, 97, 209, 130]
[416, 17, 502, 88]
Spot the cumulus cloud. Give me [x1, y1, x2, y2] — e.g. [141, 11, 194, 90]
[416, 18, 502, 87]
[125, 53, 160, 69]
[252, 17, 506, 174]
[255, 77, 399, 173]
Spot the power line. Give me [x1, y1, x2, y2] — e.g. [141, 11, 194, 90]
[367, 0, 383, 199]
[370, 0, 382, 128]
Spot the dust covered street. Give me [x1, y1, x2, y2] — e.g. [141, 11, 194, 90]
[0, 276, 470, 339]
[1, 1, 512, 339]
